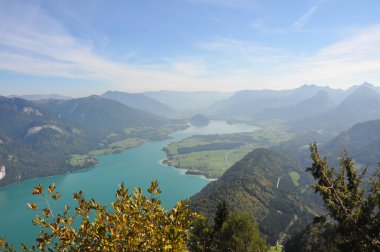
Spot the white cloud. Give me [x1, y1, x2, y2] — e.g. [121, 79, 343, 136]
[0, 1, 379, 93]
[0, 1, 212, 92]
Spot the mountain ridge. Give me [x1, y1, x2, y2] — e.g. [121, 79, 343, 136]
[101, 91, 176, 117]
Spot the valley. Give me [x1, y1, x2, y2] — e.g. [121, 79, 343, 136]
[1, 2, 380, 250]
[0, 120, 256, 246]
[1, 83, 380, 250]
[162, 124, 293, 179]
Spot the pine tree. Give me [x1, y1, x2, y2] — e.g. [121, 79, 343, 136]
[213, 201, 229, 233]
[307, 143, 380, 251]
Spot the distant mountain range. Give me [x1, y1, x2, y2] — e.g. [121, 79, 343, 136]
[10, 94, 72, 100]
[101, 91, 176, 117]
[144, 91, 232, 113]
[209, 84, 344, 117]
[206, 82, 380, 134]
[257, 90, 336, 121]
[292, 85, 380, 133]
[3, 82, 380, 187]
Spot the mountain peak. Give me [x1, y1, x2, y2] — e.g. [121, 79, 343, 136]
[360, 81, 374, 88]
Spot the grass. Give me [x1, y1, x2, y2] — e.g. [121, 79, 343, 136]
[109, 137, 145, 149]
[71, 138, 146, 167]
[168, 147, 252, 178]
[165, 138, 209, 154]
[250, 124, 294, 144]
[69, 154, 97, 167]
[163, 123, 295, 179]
[289, 171, 301, 187]
[164, 136, 257, 178]
[89, 137, 145, 156]
[268, 245, 283, 252]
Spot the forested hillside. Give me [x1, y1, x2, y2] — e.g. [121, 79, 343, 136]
[0, 96, 183, 186]
[190, 148, 320, 243]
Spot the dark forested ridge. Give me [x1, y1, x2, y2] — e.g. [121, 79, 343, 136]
[0, 96, 181, 186]
[190, 148, 319, 243]
[37, 96, 168, 132]
[322, 119, 380, 168]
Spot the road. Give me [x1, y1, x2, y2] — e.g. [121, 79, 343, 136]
[276, 176, 282, 188]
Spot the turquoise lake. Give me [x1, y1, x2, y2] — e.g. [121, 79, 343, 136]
[0, 121, 257, 246]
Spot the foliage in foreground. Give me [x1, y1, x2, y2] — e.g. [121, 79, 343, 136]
[285, 143, 380, 251]
[0, 180, 195, 251]
[188, 201, 268, 252]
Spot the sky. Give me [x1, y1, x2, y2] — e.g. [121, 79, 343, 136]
[0, 0, 380, 97]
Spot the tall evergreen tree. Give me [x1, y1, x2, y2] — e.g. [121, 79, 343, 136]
[307, 143, 380, 251]
[213, 201, 229, 233]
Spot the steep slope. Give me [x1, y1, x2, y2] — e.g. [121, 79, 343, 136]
[0, 96, 176, 187]
[190, 148, 318, 243]
[38, 96, 168, 134]
[101, 91, 176, 117]
[0, 96, 62, 140]
[293, 86, 380, 133]
[257, 90, 335, 121]
[0, 96, 89, 186]
[322, 119, 380, 168]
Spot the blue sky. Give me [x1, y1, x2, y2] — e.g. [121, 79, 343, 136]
[1, 0, 380, 96]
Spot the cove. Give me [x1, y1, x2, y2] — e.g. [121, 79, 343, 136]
[0, 121, 258, 246]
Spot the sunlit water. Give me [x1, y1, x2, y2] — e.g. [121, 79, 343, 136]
[0, 121, 257, 246]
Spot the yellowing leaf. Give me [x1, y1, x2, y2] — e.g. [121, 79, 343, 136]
[32, 184, 43, 195]
[48, 182, 56, 194]
[27, 202, 38, 210]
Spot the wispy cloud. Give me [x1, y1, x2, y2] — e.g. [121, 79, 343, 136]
[188, 0, 221, 24]
[199, 37, 286, 67]
[199, 25, 380, 89]
[292, 1, 324, 31]
[0, 1, 212, 92]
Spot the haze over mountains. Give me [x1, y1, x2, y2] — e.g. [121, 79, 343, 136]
[101, 91, 176, 117]
[2, 81, 379, 187]
[1, 81, 380, 249]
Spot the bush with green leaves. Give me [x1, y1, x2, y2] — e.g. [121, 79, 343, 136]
[0, 180, 195, 251]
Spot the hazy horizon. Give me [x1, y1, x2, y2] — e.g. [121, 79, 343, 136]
[4, 82, 378, 99]
[1, 0, 380, 96]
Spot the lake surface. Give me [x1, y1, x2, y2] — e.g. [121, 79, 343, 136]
[0, 121, 258, 246]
